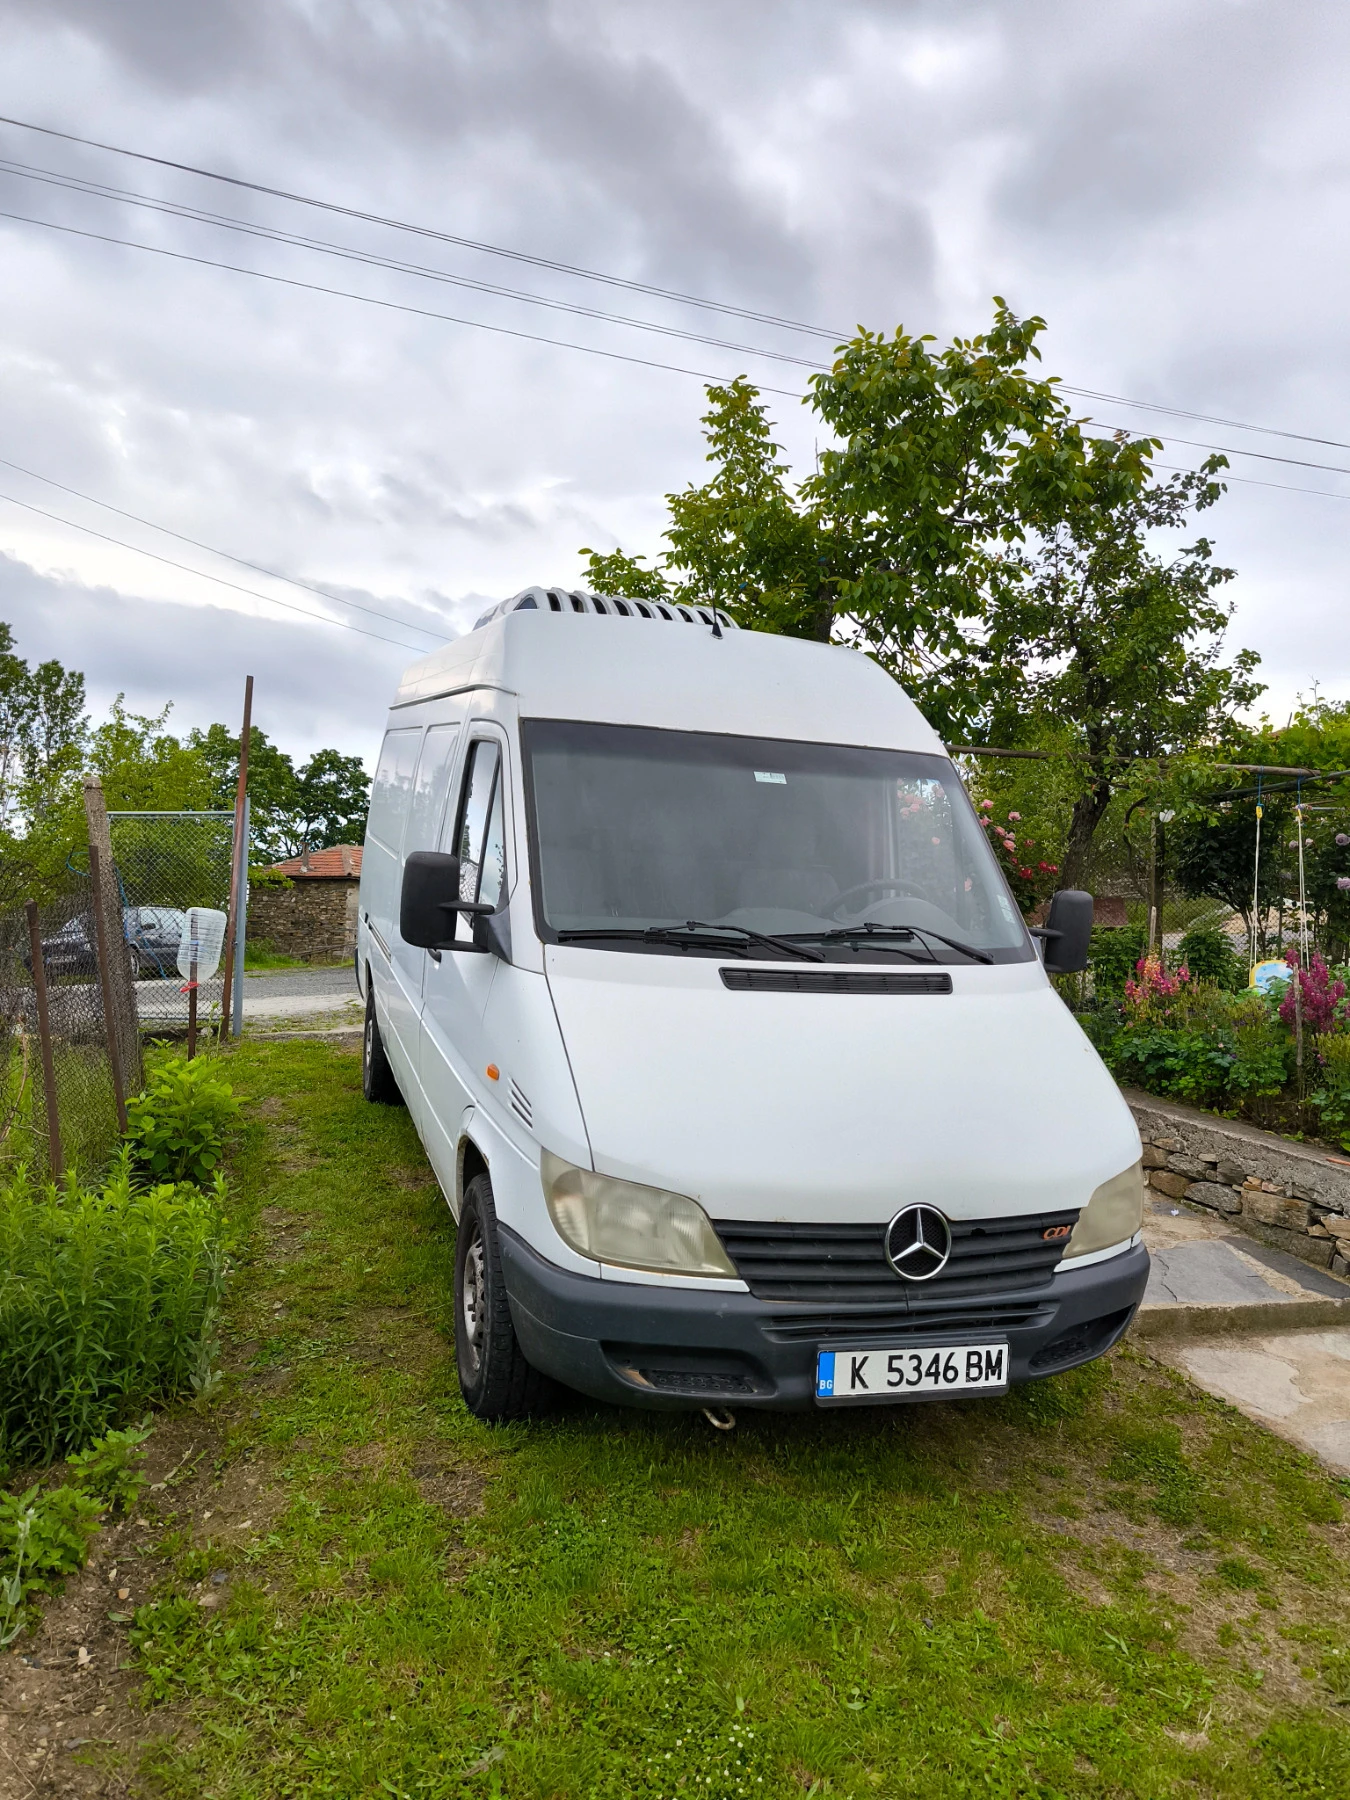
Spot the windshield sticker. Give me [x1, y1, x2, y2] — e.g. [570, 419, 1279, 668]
[754, 771, 787, 784]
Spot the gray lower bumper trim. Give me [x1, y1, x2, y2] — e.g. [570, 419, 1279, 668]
[499, 1225, 1151, 1412]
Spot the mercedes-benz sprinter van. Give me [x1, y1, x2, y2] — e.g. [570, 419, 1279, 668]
[356, 587, 1148, 1420]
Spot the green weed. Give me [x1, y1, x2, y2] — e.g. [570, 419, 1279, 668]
[124, 1051, 241, 1187]
[0, 1156, 231, 1464]
[1, 1423, 152, 1644]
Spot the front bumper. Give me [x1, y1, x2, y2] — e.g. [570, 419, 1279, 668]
[499, 1225, 1150, 1411]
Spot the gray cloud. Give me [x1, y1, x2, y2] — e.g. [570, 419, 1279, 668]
[1, 0, 1348, 764]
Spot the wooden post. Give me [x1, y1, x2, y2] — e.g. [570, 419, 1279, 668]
[88, 841, 129, 1132]
[218, 676, 254, 1040]
[83, 775, 142, 1092]
[25, 900, 63, 1178]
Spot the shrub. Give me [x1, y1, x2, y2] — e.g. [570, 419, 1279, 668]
[1177, 926, 1245, 991]
[0, 1157, 230, 1466]
[1310, 1033, 1350, 1151]
[1088, 925, 1146, 996]
[124, 1054, 240, 1187]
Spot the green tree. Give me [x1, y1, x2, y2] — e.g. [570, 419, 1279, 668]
[580, 303, 1214, 742]
[577, 546, 670, 600]
[192, 723, 299, 862]
[982, 455, 1262, 886]
[292, 749, 370, 853]
[0, 625, 88, 834]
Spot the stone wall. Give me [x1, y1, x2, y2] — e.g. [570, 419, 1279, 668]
[1127, 1089, 1350, 1276]
[248, 880, 359, 965]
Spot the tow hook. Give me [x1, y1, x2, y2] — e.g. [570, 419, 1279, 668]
[701, 1407, 737, 1432]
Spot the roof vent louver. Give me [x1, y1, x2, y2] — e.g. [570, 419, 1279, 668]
[472, 587, 737, 630]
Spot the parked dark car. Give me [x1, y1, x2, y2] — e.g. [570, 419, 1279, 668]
[36, 907, 185, 980]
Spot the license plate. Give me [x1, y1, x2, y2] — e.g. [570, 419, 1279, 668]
[815, 1342, 1008, 1404]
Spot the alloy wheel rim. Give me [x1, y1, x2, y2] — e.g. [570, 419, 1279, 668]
[462, 1226, 486, 1372]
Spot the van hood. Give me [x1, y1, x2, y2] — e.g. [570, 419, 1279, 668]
[544, 948, 1139, 1224]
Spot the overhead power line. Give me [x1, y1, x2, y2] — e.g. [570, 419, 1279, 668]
[1, 110, 1345, 457]
[13, 197, 1350, 491]
[0, 205, 805, 398]
[0, 489, 432, 651]
[0, 156, 823, 373]
[0, 454, 449, 642]
[0, 111, 837, 341]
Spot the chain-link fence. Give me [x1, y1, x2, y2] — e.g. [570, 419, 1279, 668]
[0, 863, 132, 1181]
[106, 810, 239, 1035]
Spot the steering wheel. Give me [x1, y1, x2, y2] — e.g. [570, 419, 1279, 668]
[828, 876, 926, 920]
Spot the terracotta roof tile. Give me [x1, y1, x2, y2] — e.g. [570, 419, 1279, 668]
[267, 845, 363, 879]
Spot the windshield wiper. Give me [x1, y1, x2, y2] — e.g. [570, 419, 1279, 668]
[791, 923, 995, 965]
[556, 920, 825, 963]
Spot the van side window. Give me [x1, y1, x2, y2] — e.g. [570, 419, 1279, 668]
[366, 728, 422, 850]
[450, 740, 506, 943]
[406, 723, 460, 853]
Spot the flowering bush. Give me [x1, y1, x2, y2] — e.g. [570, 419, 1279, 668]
[1278, 950, 1347, 1037]
[1124, 954, 1192, 1010]
[976, 803, 1059, 915]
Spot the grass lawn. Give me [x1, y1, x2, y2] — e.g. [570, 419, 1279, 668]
[25, 1038, 1350, 1797]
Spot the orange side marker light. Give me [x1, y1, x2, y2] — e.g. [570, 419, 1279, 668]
[486, 1064, 500, 1081]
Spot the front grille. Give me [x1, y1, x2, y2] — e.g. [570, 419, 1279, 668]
[760, 1301, 1056, 1344]
[714, 1210, 1080, 1304]
[720, 968, 952, 994]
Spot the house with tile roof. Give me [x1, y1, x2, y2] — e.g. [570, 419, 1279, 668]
[249, 845, 364, 965]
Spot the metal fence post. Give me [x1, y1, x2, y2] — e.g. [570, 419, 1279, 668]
[88, 842, 129, 1132]
[83, 774, 143, 1092]
[24, 900, 63, 1178]
[232, 795, 250, 1039]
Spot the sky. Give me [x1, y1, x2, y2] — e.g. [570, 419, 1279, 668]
[2, 0, 1349, 771]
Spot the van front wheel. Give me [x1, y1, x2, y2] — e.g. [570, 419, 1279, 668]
[455, 1175, 553, 1421]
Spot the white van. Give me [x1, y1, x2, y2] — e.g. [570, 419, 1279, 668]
[357, 587, 1147, 1421]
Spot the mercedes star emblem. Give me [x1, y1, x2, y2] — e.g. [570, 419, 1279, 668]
[884, 1204, 953, 1281]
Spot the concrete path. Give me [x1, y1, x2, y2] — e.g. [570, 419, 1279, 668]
[1136, 1193, 1350, 1474]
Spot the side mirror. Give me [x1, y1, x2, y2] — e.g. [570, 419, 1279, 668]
[1033, 889, 1093, 975]
[399, 851, 492, 949]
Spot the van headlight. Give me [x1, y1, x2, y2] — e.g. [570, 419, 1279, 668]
[541, 1151, 738, 1278]
[1062, 1162, 1144, 1261]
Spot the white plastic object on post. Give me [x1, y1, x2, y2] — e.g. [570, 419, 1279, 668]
[176, 908, 228, 983]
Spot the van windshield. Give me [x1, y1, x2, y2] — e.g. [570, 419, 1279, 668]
[522, 721, 1034, 963]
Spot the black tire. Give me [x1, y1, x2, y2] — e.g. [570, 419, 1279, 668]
[455, 1174, 553, 1421]
[361, 986, 404, 1105]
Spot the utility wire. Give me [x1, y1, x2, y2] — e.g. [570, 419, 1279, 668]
[0, 157, 825, 372]
[0, 111, 839, 341]
[0, 205, 806, 398]
[14, 197, 1350, 490]
[1057, 384, 1350, 453]
[2, 110, 1346, 456]
[0, 453, 450, 641]
[0, 489, 433, 651]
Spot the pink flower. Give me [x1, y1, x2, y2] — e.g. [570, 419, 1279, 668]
[980, 800, 993, 811]
[1008, 812, 1021, 821]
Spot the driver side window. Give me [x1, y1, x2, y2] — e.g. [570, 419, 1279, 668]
[448, 739, 506, 945]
